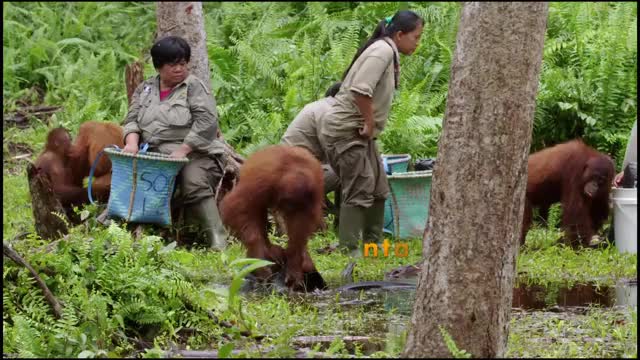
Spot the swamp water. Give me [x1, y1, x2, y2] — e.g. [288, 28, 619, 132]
[238, 273, 637, 356]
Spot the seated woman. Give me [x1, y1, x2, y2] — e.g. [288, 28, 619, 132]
[121, 35, 227, 250]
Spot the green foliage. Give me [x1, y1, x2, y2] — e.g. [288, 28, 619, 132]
[2, 224, 233, 357]
[518, 230, 637, 288]
[508, 307, 637, 358]
[2, 2, 638, 358]
[534, 2, 637, 168]
[3, 2, 155, 134]
[3, 2, 636, 162]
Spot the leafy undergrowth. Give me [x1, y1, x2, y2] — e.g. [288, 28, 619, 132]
[3, 171, 637, 358]
[508, 307, 637, 358]
[519, 226, 637, 288]
[3, 202, 637, 358]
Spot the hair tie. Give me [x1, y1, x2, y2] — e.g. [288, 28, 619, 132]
[385, 16, 393, 26]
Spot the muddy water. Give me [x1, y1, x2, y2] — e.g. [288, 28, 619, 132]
[512, 280, 637, 309]
[328, 277, 637, 315]
[230, 276, 636, 356]
[287, 278, 637, 355]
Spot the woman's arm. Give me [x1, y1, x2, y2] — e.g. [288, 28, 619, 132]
[177, 78, 218, 158]
[354, 93, 374, 139]
[121, 83, 145, 154]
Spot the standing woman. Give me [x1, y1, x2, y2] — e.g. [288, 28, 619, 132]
[121, 36, 228, 250]
[319, 11, 424, 253]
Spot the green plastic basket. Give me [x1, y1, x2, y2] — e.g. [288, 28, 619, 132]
[387, 170, 433, 239]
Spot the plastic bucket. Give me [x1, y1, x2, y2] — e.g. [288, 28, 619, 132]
[386, 170, 433, 239]
[611, 188, 637, 254]
[381, 154, 411, 236]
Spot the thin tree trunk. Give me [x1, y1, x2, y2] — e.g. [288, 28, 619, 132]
[156, 2, 211, 93]
[403, 2, 548, 358]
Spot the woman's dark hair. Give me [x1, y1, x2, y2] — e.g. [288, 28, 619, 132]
[150, 36, 191, 69]
[325, 81, 342, 97]
[342, 10, 423, 80]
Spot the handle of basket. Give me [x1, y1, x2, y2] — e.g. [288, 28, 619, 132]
[87, 144, 124, 205]
[87, 149, 106, 205]
[87, 143, 150, 204]
[383, 157, 392, 175]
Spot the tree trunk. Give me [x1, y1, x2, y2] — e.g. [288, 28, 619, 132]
[156, 2, 212, 93]
[125, 61, 145, 106]
[403, 3, 548, 358]
[26, 163, 69, 240]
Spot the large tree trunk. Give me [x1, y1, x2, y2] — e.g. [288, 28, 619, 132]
[403, 3, 548, 358]
[156, 2, 212, 93]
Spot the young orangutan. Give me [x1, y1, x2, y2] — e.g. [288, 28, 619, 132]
[68, 121, 124, 201]
[34, 127, 88, 210]
[34, 121, 124, 209]
[220, 145, 326, 292]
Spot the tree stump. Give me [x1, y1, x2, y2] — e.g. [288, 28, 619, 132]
[125, 61, 145, 106]
[26, 163, 69, 240]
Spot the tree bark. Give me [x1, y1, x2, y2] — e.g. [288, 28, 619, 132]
[26, 163, 69, 240]
[125, 61, 145, 106]
[403, 2, 548, 358]
[156, 2, 211, 93]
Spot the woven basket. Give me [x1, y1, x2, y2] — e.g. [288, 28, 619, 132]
[381, 154, 411, 236]
[104, 147, 188, 226]
[386, 170, 433, 239]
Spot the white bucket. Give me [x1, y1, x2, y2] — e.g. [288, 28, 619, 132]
[611, 188, 637, 254]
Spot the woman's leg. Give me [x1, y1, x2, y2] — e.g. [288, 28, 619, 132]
[178, 154, 228, 250]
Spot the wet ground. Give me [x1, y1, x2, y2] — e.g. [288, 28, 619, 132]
[239, 269, 637, 357]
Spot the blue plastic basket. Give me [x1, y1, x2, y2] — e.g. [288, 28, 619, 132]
[100, 147, 188, 226]
[381, 154, 411, 236]
[382, 154, 412, 174]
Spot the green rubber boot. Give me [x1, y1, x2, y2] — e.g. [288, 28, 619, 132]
[363, 199, 386, 245]
[338, 205, 365, 253]
[191, 197, 228, 251]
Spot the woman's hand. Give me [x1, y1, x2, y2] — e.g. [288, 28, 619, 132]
[613, 171, 624, 187]
[353, 93, 375, 140]
[122, 133, 140, 154]
[359, 123, 374, 139]
[170, 143, 192, 159]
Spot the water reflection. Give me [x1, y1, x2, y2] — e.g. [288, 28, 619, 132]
[329, 277, 637, 313]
